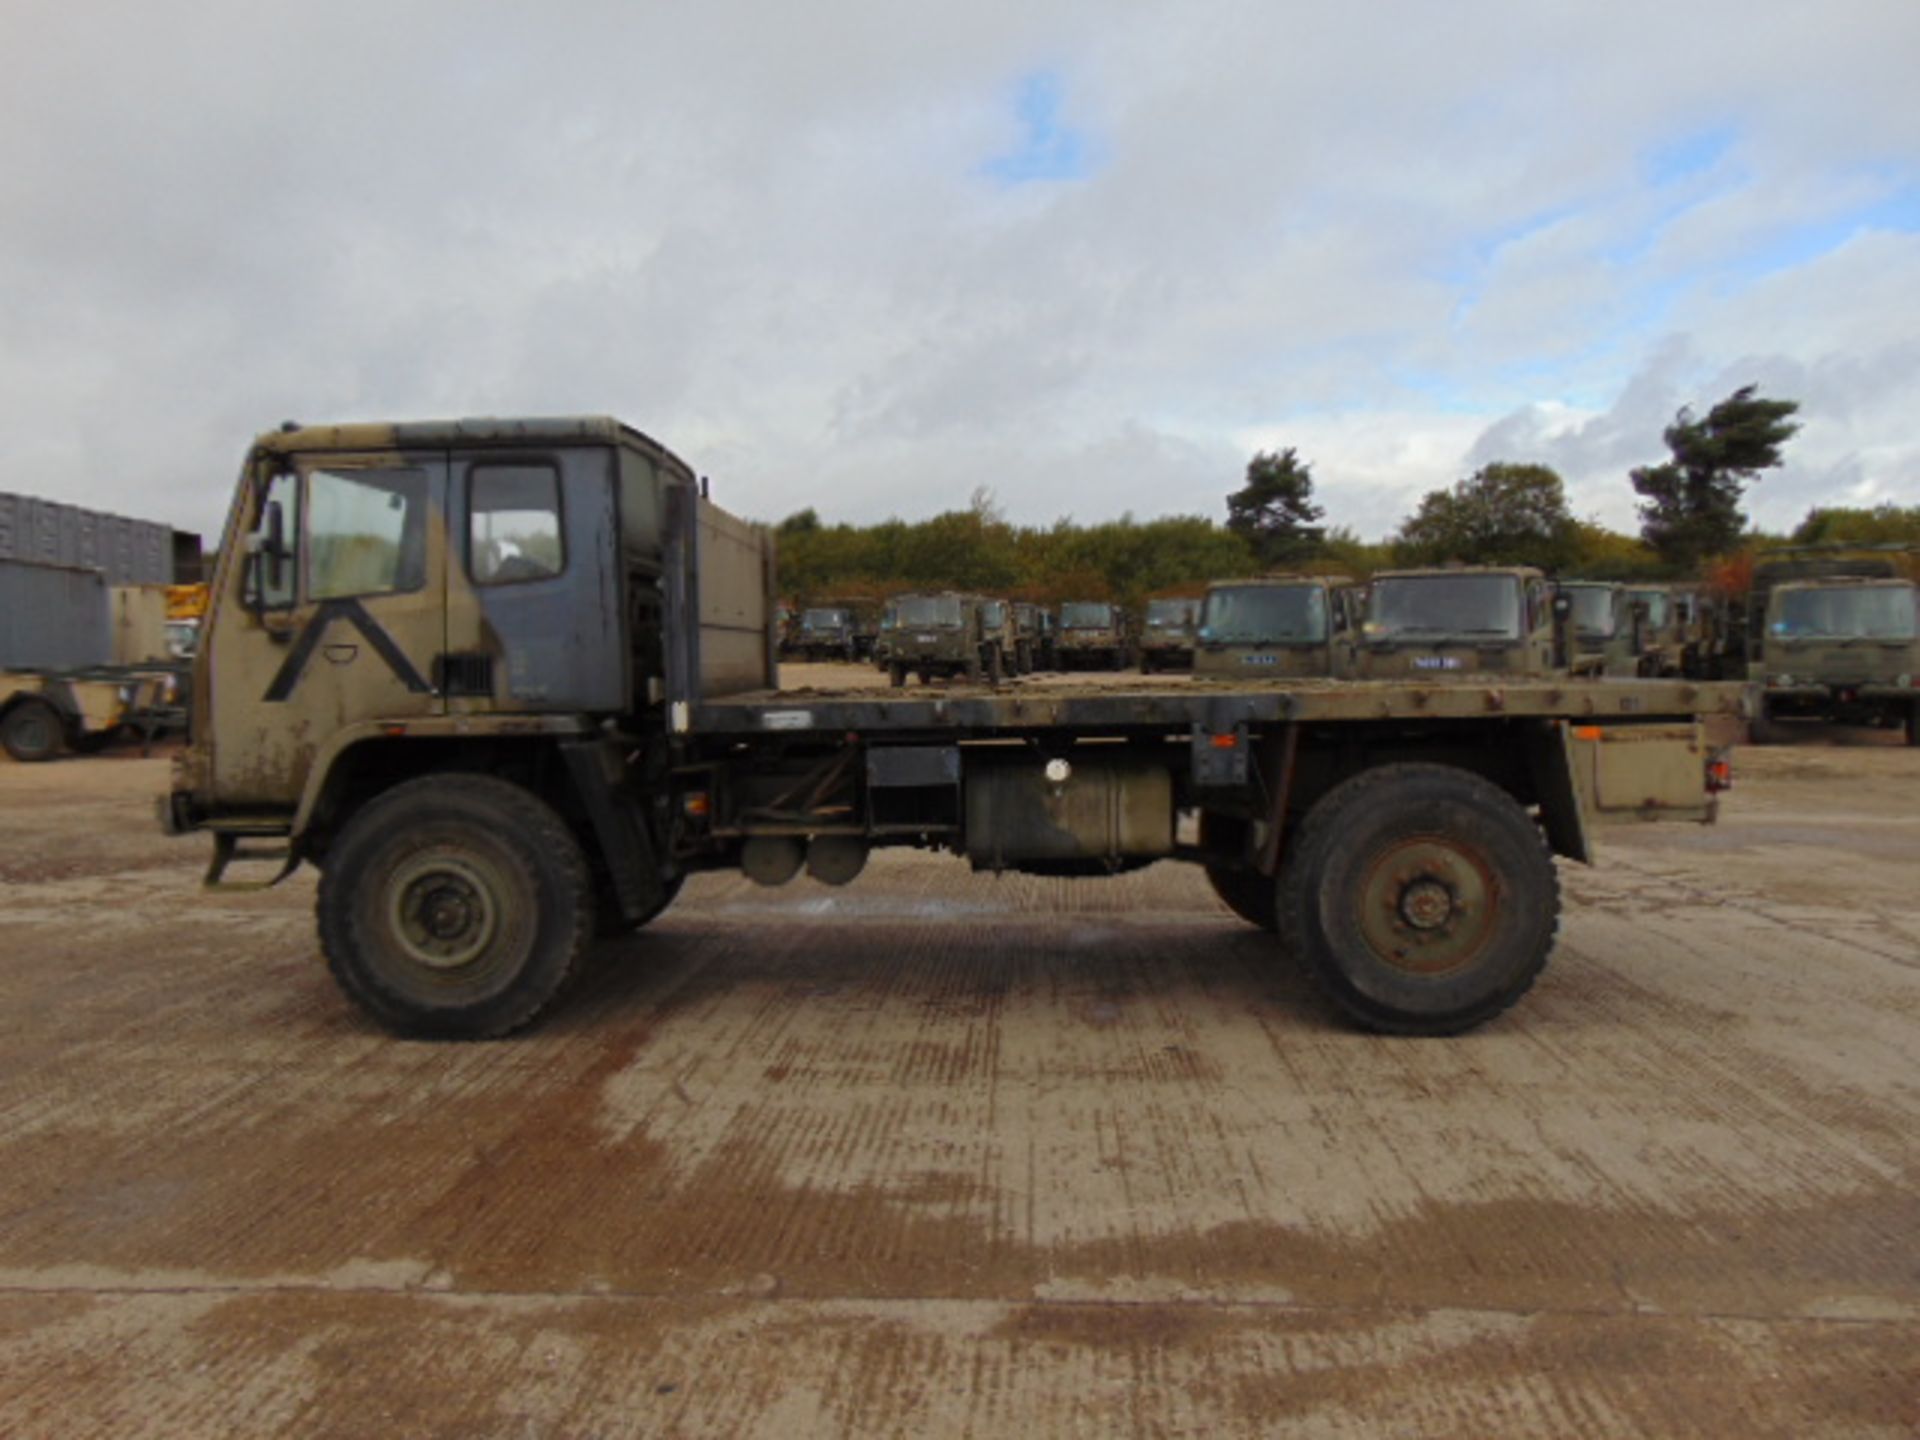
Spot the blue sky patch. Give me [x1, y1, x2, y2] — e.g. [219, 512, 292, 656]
[982, 70, 1098, 185]
[1642, 125, 1738, 187]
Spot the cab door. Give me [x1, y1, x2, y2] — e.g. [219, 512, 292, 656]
[208, 451, 447, 809]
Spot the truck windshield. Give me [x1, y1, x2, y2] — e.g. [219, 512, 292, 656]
[1202, 585, 1327, 643]
[801, 609, 847, 628]
[1627, 589, 1671, 628]
[1061, 603, 1115, 628]
[1564, 586, 1616, 637]
[1369, 575, 1522, 640]
[897, 595, 962, 627]
[1773, 586, 1917, 640]
[1145, 600, 1194, 628]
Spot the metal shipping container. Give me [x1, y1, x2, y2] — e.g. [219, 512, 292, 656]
[0, 491, 173, 586]
[0, 559, 111, 670]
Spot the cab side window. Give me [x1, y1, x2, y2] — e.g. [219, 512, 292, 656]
[308, 468, 428, 600]
[470, 465, 564, 585]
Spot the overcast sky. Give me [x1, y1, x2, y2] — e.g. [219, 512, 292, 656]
[3, 1, 1916, 545]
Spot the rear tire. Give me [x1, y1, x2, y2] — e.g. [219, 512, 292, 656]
[889, 662, 907, 688]
[987, 646, 1003, 686]
[1205, 864, 1279, 932]
[2, 699, 66, 763]
[1278, 763, 1558, 1036]
[317, 774, 592, 1039]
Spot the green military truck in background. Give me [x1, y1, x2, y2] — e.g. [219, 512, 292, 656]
[159, 416, 1745, 1044]
[1352, 567, 1562, 679]
[1012, 602, 1054, 671]
[1194, 575, 1359, 679]
[1751, 576, 1918, 744]
[792, 604, 857, 662]
[1056, 601, 1132, 671]
[883, 591, 1011, 686]
[1558, 581, 1641, 678]
[1139, 597, 1200, 673]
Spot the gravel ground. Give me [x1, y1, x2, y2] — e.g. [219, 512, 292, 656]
[0, 718, 1913, 1438]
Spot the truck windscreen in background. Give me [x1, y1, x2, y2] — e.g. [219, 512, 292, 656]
[1369, 576, 1522, 640]
[1202, 586, 1327, 643]
[1772, 587, 1918, 640]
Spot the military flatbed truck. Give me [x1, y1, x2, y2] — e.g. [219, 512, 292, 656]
[161, 418, 1745, 1042]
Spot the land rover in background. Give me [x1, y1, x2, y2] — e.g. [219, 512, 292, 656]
[1558, 581, 1640, 678]
[882, 591, 1010, 686]
[1056, 601, 1132, 671]
[1753, 577, 1918, 743]
[1195, 575, 1358, 679]
[1139, 597, 1200, 673]
[1352, 567, 1560, 679]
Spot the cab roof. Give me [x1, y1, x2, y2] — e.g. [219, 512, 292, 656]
[251, 415, 697, 480]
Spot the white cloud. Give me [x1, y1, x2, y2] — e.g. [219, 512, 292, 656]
[0, 0, 1915, 546]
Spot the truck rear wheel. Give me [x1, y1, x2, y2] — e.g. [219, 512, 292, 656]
[1278, 763, 1557, 1036]
[1205, 864, 1278, 932]
[2, 699, 66, 763]
[889, 662, 907, 688]
[316, 774, 592, 1038]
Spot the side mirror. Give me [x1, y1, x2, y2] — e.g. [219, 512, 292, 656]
[264, 499, 289, 596]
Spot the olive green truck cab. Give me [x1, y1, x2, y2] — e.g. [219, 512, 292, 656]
[882, 592, 1011, 687]
[1194, 575, 1359, 679]
[161, 416, 1745, 1045]
[1353, 567, 1561, 679]
[1753, 578, 1919, 744]
[1056, 601, 1132, 671]
[1558, 581, 1641, 679]
[1139, 598, 1200, 673]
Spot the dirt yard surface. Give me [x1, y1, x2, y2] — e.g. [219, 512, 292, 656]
[0, 728, 1914, 1437]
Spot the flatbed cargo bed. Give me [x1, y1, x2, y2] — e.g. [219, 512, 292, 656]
[688, 674, 1751, 736]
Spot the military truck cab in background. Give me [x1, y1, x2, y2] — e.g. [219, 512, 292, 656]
[1753, 577, 1919, 744]
[1624, 583, 1723, 678]
[1558, 581, 1641, 678]
[1195, 575, 1358, 679]
[1353, 567, 1560, 679]
[883, 591, 1009, 687]
[1139, 597, 1200, 673]
[792, 605, 856, 662]
[1056, 601, 1132, 671]
[1012, 602, 1054, 671]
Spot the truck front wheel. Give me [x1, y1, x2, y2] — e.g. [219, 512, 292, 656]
[316, 774, 592, 1038]
[1278, 764, 1557, 1035]
[2, 698, 67, 763]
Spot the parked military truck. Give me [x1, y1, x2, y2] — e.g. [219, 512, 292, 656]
[1558, 581, 1640, 679]
[1751, 577, 1918, 743]
[792, 604, 857, 662]
[1139, 597, 1200, 673]
[161, 416, 1744, 1043]
[883, 591, 1010, 687]
[1057, 601, 1132, 671]
[1353, 567, 1561, 679]
[1011, 602, 1052, 672]
[1195, 575, 1359, 679]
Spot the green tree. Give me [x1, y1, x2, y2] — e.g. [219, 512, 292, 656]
[1789, 503, 1920, 546]
[1394, 462, 1580, 570]
[1226, 448, 1325, 568]
[1632, 384, 1800, 568]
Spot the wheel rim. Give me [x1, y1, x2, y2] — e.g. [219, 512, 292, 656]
[1353, 835, 1498, 976]
[385, 849, 505, 972]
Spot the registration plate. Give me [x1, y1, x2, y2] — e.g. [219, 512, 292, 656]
[1413, 656, 1464, 671]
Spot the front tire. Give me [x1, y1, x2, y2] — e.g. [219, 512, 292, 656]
[317, 774, 592, 1038]
[2, 699, 66, 763]
[1278, 764, 1558, 1035]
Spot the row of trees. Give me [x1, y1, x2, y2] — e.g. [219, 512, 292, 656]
[776, 385, 1909, 605]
